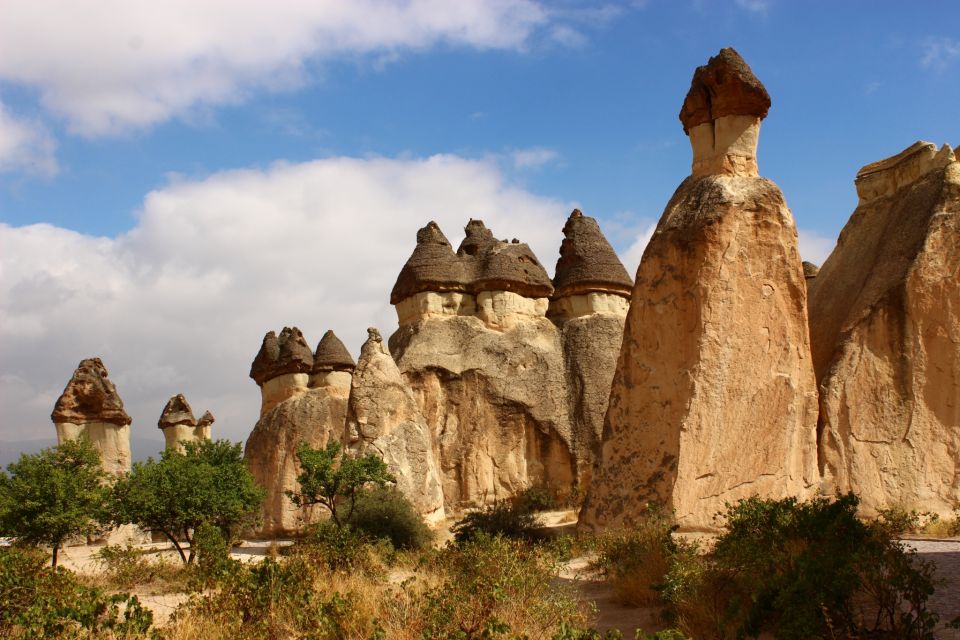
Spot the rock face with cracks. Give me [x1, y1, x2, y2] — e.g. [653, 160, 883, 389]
[809, 141, 960, 516]
[347, 328, 445, 523]
[580, 48, 818, 531]
[52, 357, 133, 477]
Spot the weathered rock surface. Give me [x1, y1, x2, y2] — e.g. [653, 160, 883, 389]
[158, 394, 213, 452]
[581, 49, 818, 531]
[250, 327, 314, 416]
[347, 328, 445, 522]
[810, 141, 960, 516]
[52, 358, 133, 476]
[244, 329, 353, 537]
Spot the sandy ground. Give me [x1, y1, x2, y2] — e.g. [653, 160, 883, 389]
[51, 525, 960, 636]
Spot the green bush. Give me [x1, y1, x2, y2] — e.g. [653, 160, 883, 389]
[342, 486, 432, 550]
[660, 493, 940, 640]
[590, 504, 678, 605]
[516, 484, 559, 513]
[451, 499, 540, 543]
[0, 546, 153, 639]
[296, 521, 382, 572]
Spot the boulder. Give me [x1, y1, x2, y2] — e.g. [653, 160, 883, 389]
[51, 358, 132, 476]
[347, 328, 445, 523]
[580, 48, 818, 531]
[809, 141, 960, 516]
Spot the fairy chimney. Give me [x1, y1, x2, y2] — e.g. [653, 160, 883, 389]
[51, 357, 133, 476]
[249, 327, 314, 416]
[309, 330, 355, 390]
[158, 394, 214, 452]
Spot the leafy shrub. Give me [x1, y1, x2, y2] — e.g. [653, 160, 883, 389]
[660, 494, 940, 640]
[0, 546, 153, 638]
[296, 521, 382, 572]
[451, 499, 540, 543]
[590, 504, 678, 605]
[516, 484, 559, 513]
[342, 486, 433, 550]
[190, 521, 241, 588]
[419, 533, 587, 639]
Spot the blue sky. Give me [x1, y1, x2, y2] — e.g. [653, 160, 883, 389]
[0, 0, 958, 451]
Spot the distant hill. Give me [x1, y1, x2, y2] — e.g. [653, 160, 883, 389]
[0, 435, 165, 469]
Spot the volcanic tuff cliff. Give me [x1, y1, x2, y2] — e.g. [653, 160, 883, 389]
[580, 47, 819, 531]
[809, 141, 960, 516]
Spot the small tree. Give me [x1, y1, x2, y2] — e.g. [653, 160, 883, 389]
[286, 440, 395, 527]
[0, 438, 109, 567]
[111, 439, 264, 563]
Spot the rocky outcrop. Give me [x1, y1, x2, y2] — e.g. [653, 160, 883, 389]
[244, 328, 353, 537]
[158, 394, 213, 452]
[803, 261, 820, 281]
[51, 357, 133, 476]
[581, 48, 818, 531]
[347, 328, 445, 523]
[809, 141, 960, 516]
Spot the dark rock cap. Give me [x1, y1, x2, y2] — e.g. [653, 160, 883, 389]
[802, 261, 820, 279]
[51, 357, 132, 426]
[312, 330, 356, 373]
[459, 219, 553, 297]
[552, 209, 633, 298]
[390, 222, 470, 304]
[456, 219, 498, 257]
[679, 47, 771, 134]
[249, 326, 314, 385]
[158, 394, 197, 429]
[197, 411, 215, 428]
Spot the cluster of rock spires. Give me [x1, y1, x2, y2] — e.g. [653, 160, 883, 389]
[52, 358, 214, 473]
[50, 47, 959, 536]
[244, 208, 634, 535]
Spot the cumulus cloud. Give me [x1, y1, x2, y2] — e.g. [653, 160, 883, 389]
[797, 229, 836, 266]
[735, 0, 769, 13]
[0, 102, 57, 175]
[0, 155, 569, 446]
[0, 0, 553, 136]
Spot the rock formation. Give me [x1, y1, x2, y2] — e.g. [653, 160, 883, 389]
[244, 328, 354, 536]
[347, 328, 445, 523]
[51, 357, 133, 476]
[549, 209, 632, 488]
[389, 215, 631, 509]
[809, 141, 960, 516]
[158, 394, 213, 452]
[580, 48, 819, 531]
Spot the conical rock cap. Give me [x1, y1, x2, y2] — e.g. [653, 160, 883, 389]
[250, 327, 314, 385]
[679, 47, 770, 133]
[312, 330, 355, 373]
[553, 209, 632, 298]
[51, 357, 131, 426]
[158, 394, 197, 429]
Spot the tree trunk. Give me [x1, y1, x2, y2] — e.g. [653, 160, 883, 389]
[51, 543, 59, 568]
[164, 530, 188, 563]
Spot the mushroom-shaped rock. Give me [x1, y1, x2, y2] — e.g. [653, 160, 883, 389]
[390, 222, 470, 304]
[52, 358, 132, 427]
[552, 209, 633, 299]
[802, 261, 820, 279]
[197, 411, 215, 429]
[249, 327, 314, 385]
[158, 394, 197, 429]
[474, 240, 554, 298]
[312, 330, 355, 373]
[456, 219, 498, 258]
[679, 47, 771, 177]
[51, 358, 132, 476]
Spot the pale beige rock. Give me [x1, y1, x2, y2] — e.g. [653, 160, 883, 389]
[390, 312, 577, 508]
[810, 142, 960, 517]
[475, 290, 549, 330]
[395, 291, 477, 326]
[347, 328, 445, 522]
[259, 373, 310, 416]
[52, 358, 133, 477]
[581, 50, 817, 531]
[689, 115, 762, 177]
[158, 394, 213, 452]
[548, 292, 630, 321]
[244, 373, 352, 537]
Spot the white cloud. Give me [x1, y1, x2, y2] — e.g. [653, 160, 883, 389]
[511, 147, 560, 169]
[798, 229, 836, 266]
[0, 0, 551, 137]
[0, 154, 569, 447]
[921, 36, 960, 70]
[617, 221, 658, 276]
[0, 102, 57, 175]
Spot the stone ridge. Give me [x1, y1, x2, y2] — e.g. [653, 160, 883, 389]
[51, 357, 132, 426]
[552, 209, 633, 298]
[390, 222, 470, 304]
[312, 330, 356, 373]
[250, 327, 314, 385]
[390, 219, 554, 303]
[679, 47, 771, 133]
[158, 393, 197, 429]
